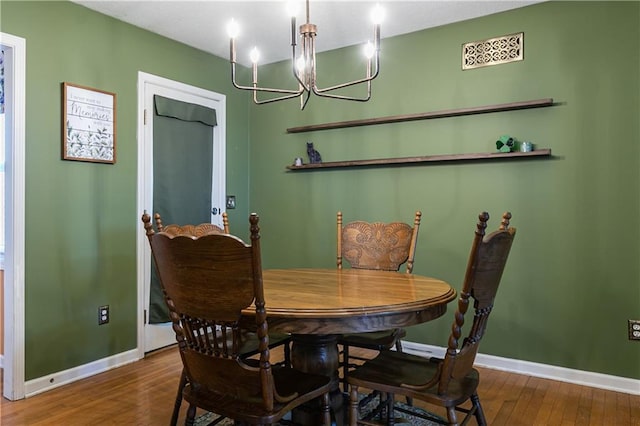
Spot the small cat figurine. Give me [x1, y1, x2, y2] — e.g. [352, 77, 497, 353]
[307, 142, 322, 164]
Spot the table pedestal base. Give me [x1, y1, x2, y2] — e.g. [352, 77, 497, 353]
[290, 334, 345, 425]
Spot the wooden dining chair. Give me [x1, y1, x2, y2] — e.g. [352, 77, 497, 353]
[336, 211, 422, 396]
[347, 211, 516, 426]
[142, 212, 308, 425]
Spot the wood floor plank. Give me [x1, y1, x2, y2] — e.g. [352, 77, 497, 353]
[490, 370, 528, 424]
[603, 387, 619, 424]
[631, 390, 640, 426]
[560, 378, 582, 425]
[507, 375, 538, 423]
[616, 391, 632, 425]
[588, 387, 607, 426]
[477, 368, 511, 423]
[533, 373, 568, 425]
[575, 384, 593, 425]
[546, 380, 571, 424]
[518, 376, 550, 425]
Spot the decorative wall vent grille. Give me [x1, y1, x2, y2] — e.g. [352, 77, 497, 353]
[462, 32, 524, 70]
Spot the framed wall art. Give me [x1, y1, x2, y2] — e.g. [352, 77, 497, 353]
[62, 82, 116, 163]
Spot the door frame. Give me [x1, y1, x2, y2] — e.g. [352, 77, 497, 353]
[136, 72, 226, 357]
[1, 32, 27, 400]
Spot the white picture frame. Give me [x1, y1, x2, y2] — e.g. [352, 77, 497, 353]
[63, 82, 116, 164]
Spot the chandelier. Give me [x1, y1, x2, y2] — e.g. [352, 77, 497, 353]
[227, 0, 384, 110]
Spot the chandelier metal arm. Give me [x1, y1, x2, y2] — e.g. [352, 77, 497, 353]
[312, 60, 380, 94]
[230, 66, 302, 95]
[312, 83, 372, 102]
[252, 90, 304, 105]
[230, 37, 306, 104]
[299, 89, 311, 110]
[311, 43, 379, 101]
[230, 52, 302, 95]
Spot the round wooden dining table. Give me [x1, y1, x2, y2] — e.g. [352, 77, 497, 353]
[243, 268, 456, 424]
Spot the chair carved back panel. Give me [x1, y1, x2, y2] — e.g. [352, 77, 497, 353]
[154, 211, 230, 236]
[337, 211, 422, 273]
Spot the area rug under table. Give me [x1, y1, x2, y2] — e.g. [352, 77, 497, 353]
[194, 395, 445, 426]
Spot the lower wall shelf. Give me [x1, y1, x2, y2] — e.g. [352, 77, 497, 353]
[286, 149, 552, 171]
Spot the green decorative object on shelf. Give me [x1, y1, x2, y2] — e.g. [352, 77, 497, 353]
[496, 135, 516, 152]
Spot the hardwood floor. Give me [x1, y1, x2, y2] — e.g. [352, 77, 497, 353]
[1, 346, 639, 425]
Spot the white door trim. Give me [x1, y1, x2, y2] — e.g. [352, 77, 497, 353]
[1, 32, 27, 400]
[136, 72, 226, 357]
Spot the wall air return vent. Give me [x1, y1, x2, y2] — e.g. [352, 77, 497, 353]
[463, 32, 523, 70]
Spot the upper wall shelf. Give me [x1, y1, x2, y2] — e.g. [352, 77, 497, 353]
[286, 149, 552, 171]
[286, 98, 555, 133]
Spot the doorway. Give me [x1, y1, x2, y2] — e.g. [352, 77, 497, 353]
[136, 72, 226, 356]
[1, 32, 27, 401]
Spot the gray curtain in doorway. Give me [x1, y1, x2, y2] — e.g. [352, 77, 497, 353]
[149, 95, 217, 323]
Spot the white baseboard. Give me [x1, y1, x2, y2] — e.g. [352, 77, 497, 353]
[402, 342, 640, 396]
[24, 349, 140, 397]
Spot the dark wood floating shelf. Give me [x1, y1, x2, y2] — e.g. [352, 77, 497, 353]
[286, 149, 552, 171]
[286, 98, 555, 133]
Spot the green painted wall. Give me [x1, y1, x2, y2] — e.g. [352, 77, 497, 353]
[248, 1, 640, 379]
[1, 1, 251, 379]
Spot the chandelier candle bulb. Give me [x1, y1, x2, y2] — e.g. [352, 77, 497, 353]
[250, 48, 260, 64]
[250, 47, 259, 88]
[227, 19, 239, 38]
[296, 56, 305, 73]
[228, 20, 239, 63]
[371, 3, 385, 25]
[364, 41, 375, 59]
[286, 0, 299, 17]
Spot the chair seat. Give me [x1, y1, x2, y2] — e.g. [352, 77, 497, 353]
[348, 350, 480, 408]
[239, 331, 291, 358]
[338, 328, 406, 351]
[183, 367, 332, 424]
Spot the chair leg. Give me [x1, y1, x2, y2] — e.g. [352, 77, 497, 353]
[320, 392, 332, 426]
[284, 340, 291, 368]
[470, 393, 487, 426]
[383, 393, 399, 426]
[349, 385, 360, 426]
[185, 403, 197, 426]
[445, 406, 459, 426]
[342, 344, 350, 393]
[171, 369, 188, 426]
[394, 341, 413, 407]
[357, 390, 380, 412]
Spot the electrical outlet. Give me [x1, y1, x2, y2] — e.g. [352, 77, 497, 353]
[629, 319, 640, 341]
[99, 305, 109, 325]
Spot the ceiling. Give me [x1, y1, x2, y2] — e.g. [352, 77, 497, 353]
[72, 0, 542, 66]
